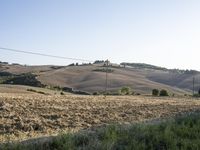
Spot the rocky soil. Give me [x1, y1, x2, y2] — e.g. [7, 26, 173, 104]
[0, 93, 200, 142]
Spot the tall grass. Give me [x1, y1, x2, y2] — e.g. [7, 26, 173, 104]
[2, 112, 200, 150]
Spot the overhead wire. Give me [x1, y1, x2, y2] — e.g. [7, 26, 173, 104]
[0, 47, 93, 62]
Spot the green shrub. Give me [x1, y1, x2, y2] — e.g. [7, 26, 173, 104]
[27, 89, 47, 95]
[119, 87, 131, 95]
[93, 92, 99, 95]
[2, 73, 44, 87]
[193, 94, 200, 97]
[27, 88, 37, 92]
[159, 89, 169, 96]
[135, 93, 141, 95]
[92, 68, 114, 73]
[53, 86, 62, 91]
[104, 92, 111, 95]
[37, 91, 46, 95]
[152, 89, 159, 96]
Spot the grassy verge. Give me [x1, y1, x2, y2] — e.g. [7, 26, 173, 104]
[1, 112, 200, 150]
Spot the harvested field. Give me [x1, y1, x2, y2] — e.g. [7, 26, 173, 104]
[0, 93, 200, 142]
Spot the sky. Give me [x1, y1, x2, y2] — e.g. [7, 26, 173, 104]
[0, 0, 200, 70]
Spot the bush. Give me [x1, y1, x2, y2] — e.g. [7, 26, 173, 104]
[119, 87, 131, 95]
[92, 68, 114, 73]
[27, 88, 37, 92]
[152, 89, 159, 96]
[52, 86, 62, 91]
[2, 73, 44, 87]
[193, 94, 200, 97]
[60, 92, 65, 95]
[27, 89, 47, 95]
[103, 92, 111, 95]
[159, 89, 169, 96]
[37, 91, 46, 95]
[135, 93, 141, 95]
[93, 92, 99, 95]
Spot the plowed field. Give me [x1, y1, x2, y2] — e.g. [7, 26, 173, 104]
[0, 93, 200, 142]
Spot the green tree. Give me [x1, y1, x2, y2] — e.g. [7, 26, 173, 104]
[120, 87, 131, 95]
[159, 89, 169, 96]
[152, 89, 159, 96]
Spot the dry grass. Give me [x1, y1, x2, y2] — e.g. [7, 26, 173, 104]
[1, 63, 190, 94]
[0, 92, 200, 143]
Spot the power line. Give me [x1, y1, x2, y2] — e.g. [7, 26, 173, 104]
[0, 47, 93, 62]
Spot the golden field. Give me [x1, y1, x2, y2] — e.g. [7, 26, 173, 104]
[0, 90, 200, 142]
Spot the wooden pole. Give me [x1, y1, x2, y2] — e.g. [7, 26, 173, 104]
[193, 76, 195, 96]
[105, 59, 109, 95]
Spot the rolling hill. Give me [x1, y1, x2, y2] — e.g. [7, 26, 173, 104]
[0, 61, 199, 95]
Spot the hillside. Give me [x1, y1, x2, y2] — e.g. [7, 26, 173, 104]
[0, 61, 199, 95]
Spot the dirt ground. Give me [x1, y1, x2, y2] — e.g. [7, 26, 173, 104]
[0, 93, 200, 142]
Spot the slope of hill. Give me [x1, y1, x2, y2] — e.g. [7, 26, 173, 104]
[0, 84, 70, 95]
[0, 61, 199, 95]
[121, 63, 200, 92]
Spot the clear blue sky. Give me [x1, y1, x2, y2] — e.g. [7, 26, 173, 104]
[0, 0, 200, 70]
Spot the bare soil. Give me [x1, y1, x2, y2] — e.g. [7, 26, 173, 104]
[0, 93, 200, 142]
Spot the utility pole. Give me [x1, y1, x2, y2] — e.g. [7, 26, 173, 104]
[193, 76, 195, 96]
[105, 59, 109, 95]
